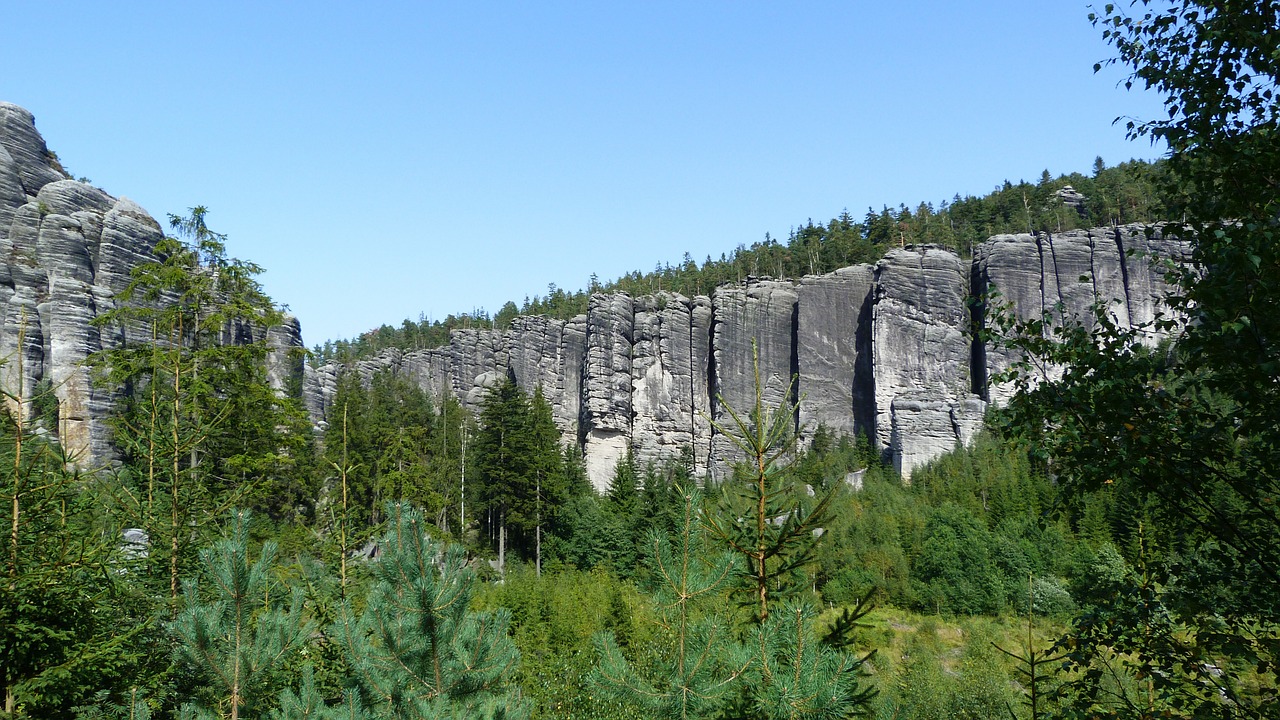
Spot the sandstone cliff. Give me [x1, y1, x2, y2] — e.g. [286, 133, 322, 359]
[0, 103, 303, 465]
[1, 102, 1189, 489]
[304, 223, 1184, 491]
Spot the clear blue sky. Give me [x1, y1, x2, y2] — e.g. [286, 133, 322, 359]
[3, 1, 1165, 347]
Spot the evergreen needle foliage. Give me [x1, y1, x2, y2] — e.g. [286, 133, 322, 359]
[703, 342, 835, 624]
[76, 688, 155, 720]
[701, 343, 875, 718]
[172, 510, 314, 720]
[595, 362, 875, 720]
[330, 502, 530, 720]
[748, 601, 875, 720]
[592, 487, 750, 720]
[272, 666, 372, 720]
[0, 361, 136, 719]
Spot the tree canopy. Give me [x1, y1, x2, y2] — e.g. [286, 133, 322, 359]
[992, 1, 1280, 715]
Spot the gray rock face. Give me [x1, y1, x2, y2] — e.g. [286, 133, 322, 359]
[796, 265, 875, 446]
[709, 279, 798, 476]
[0, 104, 150, 464]
[4, 105, 1198, 488]
[450, 328, 508, 414]
[302, 227, 1190, 489]
[0, 104, 65, 201]
[580, 293, 634, 487]
[972, 224, 1190, 406]
[889, 393, 985, 480]
[266, 314, 305, 397]
[630, 292, 713, 476]
[400, 348, 453, 411]
[872, 246, 984, 478]
[1116, 225, 1192, 336]
[506, 315, 580, 446]
[0, 103, 306, 466]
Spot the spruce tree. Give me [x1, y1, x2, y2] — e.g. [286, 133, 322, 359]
[93, 208, 299, 602]
[0, 377, 134, 718]
[473, 377, 533, 573]
[526, 386, 565, 576]
[330, 502, 530, 720]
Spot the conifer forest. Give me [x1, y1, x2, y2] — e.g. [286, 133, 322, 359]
[2, 1, 1278, 718]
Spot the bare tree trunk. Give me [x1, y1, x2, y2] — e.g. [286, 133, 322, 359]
[460, 425, 466, 534]
[498, 509, 506, 582]
[147, 322, 159, 524]
[9, 320, 26, 591]
[170, 315, 183, 605]
[340, 403, 349, 597]
[536, 473, 542, 578]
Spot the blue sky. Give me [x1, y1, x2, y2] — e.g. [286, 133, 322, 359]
[3, 2, 1165, 346]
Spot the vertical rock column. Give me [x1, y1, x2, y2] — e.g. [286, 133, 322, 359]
[709, 279, 798, 478]
[972, 232, 1051, 407]
[795, 265, 875, 446]
[401, 348, 454, 410]
[449, 328, 508, 416]
[559, 314, 587, 450]
[580, 293, 634, 491]
[630, 292, 714, 475]
[36, 183, 110, 463]
[1115, 224, 1192, 342]
[302, 363, 338, 428]
[0, 288, 43, 425]
[972, 225, 1191, 407]
[266, 314, 305, 398]
[872, 246, 984, 480]
[506, 315, 581, 446]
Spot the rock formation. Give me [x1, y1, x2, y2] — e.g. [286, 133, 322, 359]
[0, 102, 303, 466]
[1, 101, 1190, 490]
[303, 220, 1185, 491]
[972, 225, 1191, 406]
[871, 246, 986, 478]
[795, 265, 875, 446]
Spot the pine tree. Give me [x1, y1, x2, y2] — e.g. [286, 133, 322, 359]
[702, 343, 876, 718]
[271, 666, 371, 720]
[592, 487, 750, 720]
[746, 601, 876, 720]
[330, 502, 530, 720]
[171, 510, 314, 720]
[703, 343, 834, 623]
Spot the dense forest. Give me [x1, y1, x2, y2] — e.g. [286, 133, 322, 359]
[4, 1, 1277, 718]
[311, 157, 1172, 365]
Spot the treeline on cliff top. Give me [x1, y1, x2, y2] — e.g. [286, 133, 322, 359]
[311, 157, 1170, 364]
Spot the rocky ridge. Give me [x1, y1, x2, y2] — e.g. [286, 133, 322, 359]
[307, 225, 1187, 490]
[0, 103, 1189, 488]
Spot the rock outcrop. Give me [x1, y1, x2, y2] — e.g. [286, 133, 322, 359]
[1, 102, 1191, 489]
[630, 292, 713, 476]
[309, 225, 1187, 490]
[872, 246, 985, 478]
[795, 265, 875, 446]
[0, 103, 302, 465]
[972, 225, 1191, 406]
